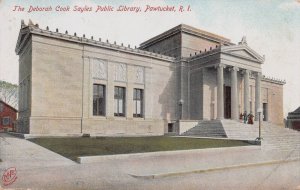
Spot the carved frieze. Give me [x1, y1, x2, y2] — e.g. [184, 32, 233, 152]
[135, 66, 144, 84]
[114, 63, 127, 82]
[92, 59, 107, 80]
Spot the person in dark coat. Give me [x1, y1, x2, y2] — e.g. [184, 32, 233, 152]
[248, 112, 254, 124]
[243, 111, 247, 124]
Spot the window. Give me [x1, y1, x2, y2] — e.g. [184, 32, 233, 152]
[133, 88, 143, 117]
[0, 103, 3, 112]
[2, 117, 10, 126]
[93, 84, 106, 116]
[114, 87, 125, 116]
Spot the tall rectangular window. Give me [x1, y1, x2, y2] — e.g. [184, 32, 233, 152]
[114, 86, 125, 116]
[133, 88, 143, 117]
[93, 84, 106, 116]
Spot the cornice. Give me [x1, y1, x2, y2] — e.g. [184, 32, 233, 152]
[15, 21, 176, 63]
[140, 24, 232, 49]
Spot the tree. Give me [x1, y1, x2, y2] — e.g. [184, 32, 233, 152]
[0, 80, 18, 109]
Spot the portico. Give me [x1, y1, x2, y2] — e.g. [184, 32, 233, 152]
[215, 65, 262, 120]
[188, 38, 265, 122]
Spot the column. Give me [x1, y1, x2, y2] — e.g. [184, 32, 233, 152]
[255, 72, 262, 121]
[243, 70, 250, 114]
[217, 64, 225, 119]
[230, 66, 239, 120]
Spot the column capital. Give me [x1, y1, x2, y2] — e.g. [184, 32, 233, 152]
[229, 66, 239, 72]
[215, 63, 226, 69]
[241, 69, 251, 75]
[254, 71, 262, 77]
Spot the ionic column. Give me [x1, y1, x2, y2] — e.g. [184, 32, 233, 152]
[230, 66, 239, 120]
[255, 72, 262, 121]
[243, 70, 250, 114]
[217, 64, 225, 120]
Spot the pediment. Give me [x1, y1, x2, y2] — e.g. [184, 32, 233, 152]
[221, 45, 264, 63]
[228, 49, 257, 59]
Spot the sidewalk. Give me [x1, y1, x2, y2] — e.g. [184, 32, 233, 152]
[0, 133, 75, 171]
[1, 133, 299, 189]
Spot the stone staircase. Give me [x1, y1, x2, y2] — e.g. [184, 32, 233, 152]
[181, 120, 227, 138]
[181, 120, 300, 151]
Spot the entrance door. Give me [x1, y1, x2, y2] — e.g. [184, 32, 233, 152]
[263, 103, 268, 121]
[224, 86, 231, 119]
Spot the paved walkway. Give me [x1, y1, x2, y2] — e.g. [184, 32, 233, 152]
[0, 133, 299, 189]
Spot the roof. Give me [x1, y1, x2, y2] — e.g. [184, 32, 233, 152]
[140, 24, 233, 49]
[0, 100, 18, 112]
[293, 107, 300, 113]
[15, 20, 176, 62]
[287, 107, 300, 119]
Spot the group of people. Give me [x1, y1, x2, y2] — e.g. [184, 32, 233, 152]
[240, 111, 254, 124]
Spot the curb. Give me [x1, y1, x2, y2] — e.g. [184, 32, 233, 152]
[129, 157, 300, 179]
[7, 132, 84, 139]
[77, 146, 260, 164]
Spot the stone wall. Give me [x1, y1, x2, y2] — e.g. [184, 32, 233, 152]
[140, 33, 181, 57]
[17, 40, 32, 133]
[181, 33, 220, 58]
[28, 34, 177, 135]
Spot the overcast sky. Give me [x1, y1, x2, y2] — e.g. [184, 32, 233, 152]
[0, 0, 299, 117]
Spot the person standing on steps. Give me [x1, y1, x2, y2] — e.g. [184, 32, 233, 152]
[248, 112, 254, 125]
[243, 111, 248, 124]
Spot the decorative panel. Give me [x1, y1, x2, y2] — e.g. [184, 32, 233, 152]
[114, 63, 127, 82]
[92, 59, 107, 80]
[135, 66, 144, 84]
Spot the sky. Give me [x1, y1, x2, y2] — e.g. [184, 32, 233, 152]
[0, 0, 299, 117]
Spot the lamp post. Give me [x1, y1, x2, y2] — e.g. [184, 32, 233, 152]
[179, 99, 184, 120]
[257, 108, 263, 141]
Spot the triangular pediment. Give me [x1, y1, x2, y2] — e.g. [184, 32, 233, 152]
[221, 45, 264, 63]
[229, 49, 257, 59]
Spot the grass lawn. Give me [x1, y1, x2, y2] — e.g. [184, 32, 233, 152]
[28, 136, 252, 161]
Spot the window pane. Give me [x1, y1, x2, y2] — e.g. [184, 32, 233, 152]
[137, 100, 141, 114]
[119, 99, 123, 114]
[93, 99, 97, 115]
[93, 85, 98, 96]
[114, 99, 118, 114]
[120, 87, 124, 98]
[133, 89, 137, 100]
[114, 87, 118, 98]
[136, 90, 141, 100]
[133, 100, 137, 114]
[99, 85, 103, 98]
[99, 98, 105, 115]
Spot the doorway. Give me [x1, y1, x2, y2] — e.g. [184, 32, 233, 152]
[224, 86, 231, 119]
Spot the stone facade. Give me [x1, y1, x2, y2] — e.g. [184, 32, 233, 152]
[15, 20, 285, 135]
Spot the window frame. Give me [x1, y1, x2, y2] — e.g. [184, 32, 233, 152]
[93, 84, 106, 116]
[114, 86, 126, 117]
[133, 88, 143, 118]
